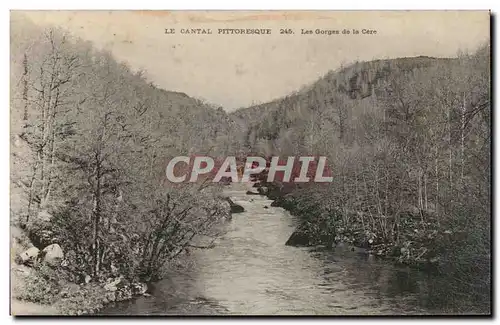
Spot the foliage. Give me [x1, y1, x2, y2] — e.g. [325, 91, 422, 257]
[15, 264, 61, 304]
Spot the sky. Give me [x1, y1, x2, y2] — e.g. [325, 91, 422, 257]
[18, 11, 490, 111]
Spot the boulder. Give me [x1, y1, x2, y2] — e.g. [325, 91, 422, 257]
[285, 229, 311, 247]
[270, 200, 281, 207]
[224, 197, 245, 213]
[18, 247, 40, 265]
[258, 186, 269, 195]
[263, 205, 269, 209]
[104, 277, 122, 292]
[230, 203, 245, 214]
[41, 244, 64, 266]
[131, 282, 148, 295]
[13, 265, 32, 276]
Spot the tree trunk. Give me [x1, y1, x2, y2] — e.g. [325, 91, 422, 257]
[435, 146, 440, 225]
[424, 171, 428, 211]
[22, 53, 29, 124]
[92, 151, 103, 277]
[461, 92, 466, 184]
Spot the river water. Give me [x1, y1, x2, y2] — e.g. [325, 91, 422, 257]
[101, 188, 459, 315]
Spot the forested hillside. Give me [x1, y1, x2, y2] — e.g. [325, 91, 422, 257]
[10, 13, 490, 315]
[10, 15, 240, 313]
[234, 48, 491, 312]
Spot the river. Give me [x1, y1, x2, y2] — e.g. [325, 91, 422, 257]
[101, 187, 459, 315]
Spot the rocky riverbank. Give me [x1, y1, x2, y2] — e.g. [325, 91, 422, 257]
[254, 181, 470, 271]
[10, 193, 236, 316]
[10, 225, 149, 316]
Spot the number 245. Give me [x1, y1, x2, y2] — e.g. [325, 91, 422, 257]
[279, 28, 293, 35]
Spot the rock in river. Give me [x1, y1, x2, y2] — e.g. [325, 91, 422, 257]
[224, 197, 245, 213]
[285, 229, 311, 247]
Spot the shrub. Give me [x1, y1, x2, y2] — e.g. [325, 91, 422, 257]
[16, 264, 61, 304]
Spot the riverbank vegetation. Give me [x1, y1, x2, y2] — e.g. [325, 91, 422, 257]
[10, 15, 238, 315]
[235, 48, 490, 313]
